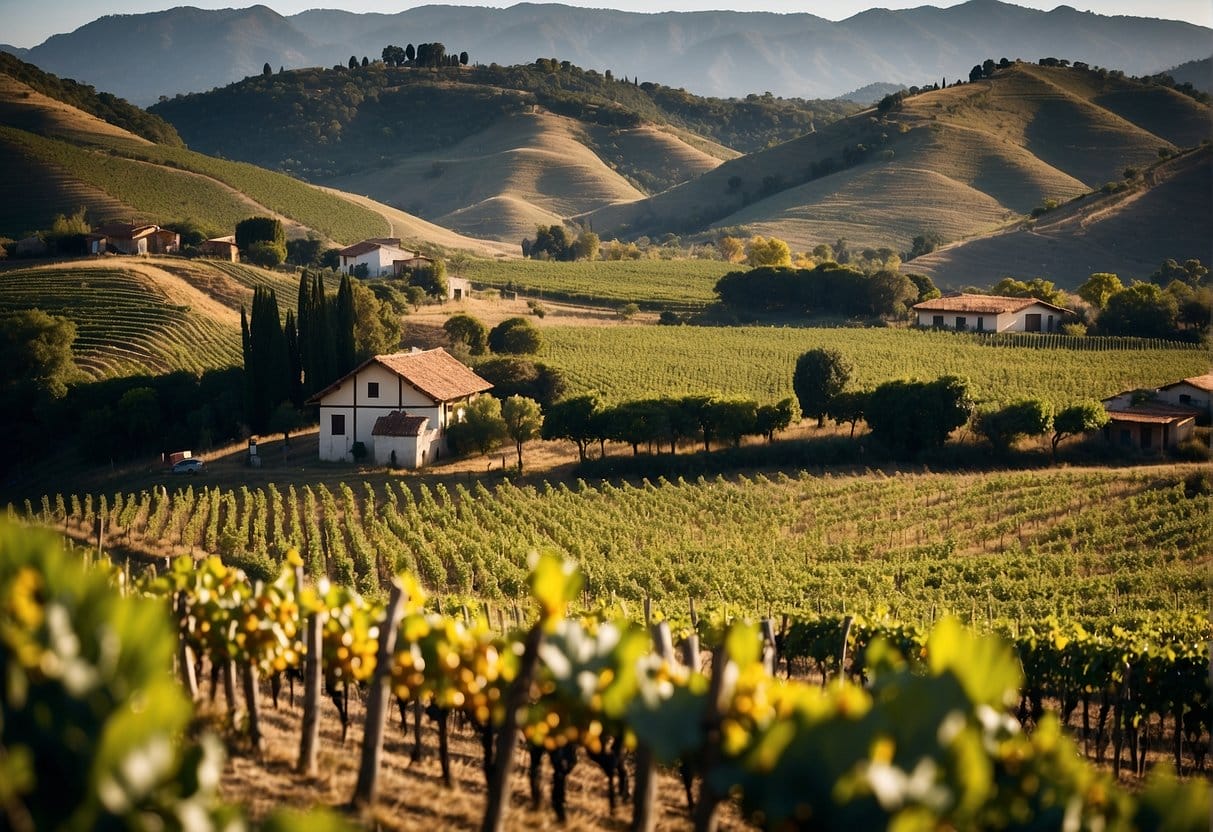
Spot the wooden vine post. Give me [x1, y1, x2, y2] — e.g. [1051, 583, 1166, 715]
[692, 638, 731, 832]
[243, 662, 262, 753]
[838, 615, 854, 681]
[175, 590, 198, 700]
[482, 621, 545, 832]
[298, 606, 324, 775]
[632, 621, 674, 832]
[352, 578, 407, 808]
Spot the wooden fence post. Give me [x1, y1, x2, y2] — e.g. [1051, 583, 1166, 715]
[298, 609, 324, 776]
[352, 578, 407, 809]
[691, 639, 731, 832]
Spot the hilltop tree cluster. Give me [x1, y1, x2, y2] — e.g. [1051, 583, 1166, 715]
[521, 225, 601, 261]
[380, 43, 469, 69]
[714, 263, 917, 319]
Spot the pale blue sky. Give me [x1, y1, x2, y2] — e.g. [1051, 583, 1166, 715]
[2, 1, 1210, 47]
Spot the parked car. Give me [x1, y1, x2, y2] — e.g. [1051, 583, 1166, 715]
[171, 458, 204, 475]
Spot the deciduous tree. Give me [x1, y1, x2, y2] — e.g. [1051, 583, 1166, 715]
[1051, 400, 1109, 460]
[444, 314, 489, 355]
[793, 348, 851, 427]
[501, 395, 543, 470]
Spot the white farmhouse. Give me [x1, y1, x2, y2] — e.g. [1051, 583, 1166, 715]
[913, 293, 1070, 333]
[1156, 373, 1213, 423]
[337, 238, 414, 277]
[306, 348, 492, 466]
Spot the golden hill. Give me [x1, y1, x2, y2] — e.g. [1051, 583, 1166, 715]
[326, 110, 725, 241]
[907, 145, 1213, 290]
[581, 63, 1211, 253]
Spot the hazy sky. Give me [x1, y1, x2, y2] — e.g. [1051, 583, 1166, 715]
[2, 0, 1211, 47]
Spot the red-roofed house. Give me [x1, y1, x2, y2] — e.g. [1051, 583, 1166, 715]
[306, 348, 492, 465]
[338, 238, 413, 277]
[88, 223, 180, 256]
[913, 293, 1070, 333]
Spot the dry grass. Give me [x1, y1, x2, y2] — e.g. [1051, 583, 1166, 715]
[314, 188, 518, 259]
[201, 675, 746, 831]
[0, 73, 152, 147]
[327, 112, 647, 241]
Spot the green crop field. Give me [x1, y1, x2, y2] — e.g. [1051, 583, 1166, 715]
[462, 258, 733, 308]
[1, 126, 390, 244]
[0, 264, 240, 378]
[86, 136, 390, 244]
[538, 324, 1210, 407]
[30, 465, 1209, 620]
[2, 126, 259, 234]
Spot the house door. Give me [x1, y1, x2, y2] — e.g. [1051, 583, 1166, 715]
[1140, 425, 1152, 449]
[1024, 314, 1042, 332]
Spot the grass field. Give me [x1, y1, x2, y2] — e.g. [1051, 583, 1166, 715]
[537, 324, 1210, 406]
[462, 258, 734, 308]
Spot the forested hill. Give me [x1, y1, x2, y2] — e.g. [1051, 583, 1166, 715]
[0, 50, 182, 146]
[150, 60, 855, 180]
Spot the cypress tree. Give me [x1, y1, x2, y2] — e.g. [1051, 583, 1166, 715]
[334, 274, 357, 376]
[246, 287, 290, 433]
[285, 310, 302, 408]
[308, 273, 334, 391]
[296, 272, 311, 396]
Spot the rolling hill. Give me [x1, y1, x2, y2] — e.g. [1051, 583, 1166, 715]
[0, 54, 514, 255]
[150, 59, 839, 241]
[579, 62, 1212, 256]
[14, 1, 1212, 103]
[907, 145, 1213, 290]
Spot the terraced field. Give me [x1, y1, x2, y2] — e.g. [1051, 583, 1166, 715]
[0, 262, 241, 378]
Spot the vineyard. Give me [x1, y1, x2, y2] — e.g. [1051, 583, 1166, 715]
[462, 258, 733, 309]
[85, 135, 391, 245]
[5, 525, 1207, 831]
[24, 466, 1210, 621]
[0, 262, 241, 378]
[1, 125, 266, 235]
[539, 324, 1210, 406]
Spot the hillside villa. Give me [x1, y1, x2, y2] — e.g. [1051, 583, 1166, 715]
[306, 347, 492, 466]
[913, 293, 1070, 333]
[1101, 373, 1211, 451]
[86, 223, 180, 256]
[338, 238, 434, 278]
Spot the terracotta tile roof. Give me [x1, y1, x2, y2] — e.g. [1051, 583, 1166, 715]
[92, 222, 158, 240]
[913, 293, 1070, 315]
[1104, 401, 1201, 424]
[371, 410, 429, 437]
[338, 240, 381, 257]
[1161, 373, 1213, 393]
[307, 348, 492, 404]
[376, 349, 493, 402]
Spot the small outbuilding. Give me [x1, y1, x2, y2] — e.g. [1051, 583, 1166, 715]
[1101, 386, 1201, 452]
[913, 293, 1070, 333]
[371, 411, 431, 467]
[198, 235, 239, 262]
[89, 223, 180, 255]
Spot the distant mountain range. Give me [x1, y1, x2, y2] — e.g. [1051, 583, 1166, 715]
[8, 1, 1212, 105]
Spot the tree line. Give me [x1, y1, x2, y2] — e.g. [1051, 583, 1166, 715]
[714, 263, 919, 319]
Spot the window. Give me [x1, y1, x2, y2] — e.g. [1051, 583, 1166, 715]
[1179, 394, 1192, 405]
[932, 315, 944, 328]
[976, 317, 984, 331]
[367, 381, 379, 398]
[955, 316, 967, 331]
[331, 414, 346, 435]
[1024, 313, 1042, 332]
